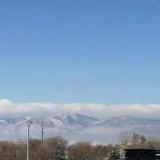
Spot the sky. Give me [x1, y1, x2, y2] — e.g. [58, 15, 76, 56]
[0, 0, 160, 104]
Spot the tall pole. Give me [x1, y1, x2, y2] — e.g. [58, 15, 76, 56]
[27, 121, 32, 160]
[41, 121, 44, 160]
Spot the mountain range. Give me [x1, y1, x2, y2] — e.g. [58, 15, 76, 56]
[0, 114, 160, 144]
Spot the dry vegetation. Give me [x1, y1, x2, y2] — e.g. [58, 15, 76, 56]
[0, 133, 160, 160]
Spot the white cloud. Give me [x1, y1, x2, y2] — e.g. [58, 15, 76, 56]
[0, 99, 12, 107]
[0, 99, 160, 119]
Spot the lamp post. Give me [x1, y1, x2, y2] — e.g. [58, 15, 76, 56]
[27, 121, 32, 160]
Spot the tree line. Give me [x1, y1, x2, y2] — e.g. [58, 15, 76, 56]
[0, 133, 160, 160]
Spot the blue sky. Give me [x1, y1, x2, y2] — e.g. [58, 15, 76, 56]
[0, 0, 160, 103]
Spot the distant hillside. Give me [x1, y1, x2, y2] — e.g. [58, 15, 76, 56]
[0, 114, 160, 144]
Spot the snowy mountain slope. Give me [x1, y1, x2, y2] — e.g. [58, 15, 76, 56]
[100, 116, 160, 127]
[0, 114, 160, 143]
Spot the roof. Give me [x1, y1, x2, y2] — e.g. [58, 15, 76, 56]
[125, 148, 160, 151]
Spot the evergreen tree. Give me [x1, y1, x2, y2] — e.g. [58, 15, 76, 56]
[109, 147, 120, 160]
[54, 143, 66, 160]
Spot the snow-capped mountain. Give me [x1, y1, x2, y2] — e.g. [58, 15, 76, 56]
[100, 116, 160, 127]
[100, 116, 160, 136]
[0, 114, 160, 144]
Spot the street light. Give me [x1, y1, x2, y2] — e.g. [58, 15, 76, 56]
[27, 121, 32, 160]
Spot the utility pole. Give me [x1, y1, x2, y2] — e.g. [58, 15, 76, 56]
[27, 121, 32, 160]
[41, 121, 44, 160]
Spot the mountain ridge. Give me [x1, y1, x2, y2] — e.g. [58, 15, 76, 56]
[0, 114, 160, 143]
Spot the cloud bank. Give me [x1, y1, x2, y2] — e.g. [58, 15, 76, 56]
[0, 99, 160, 119]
